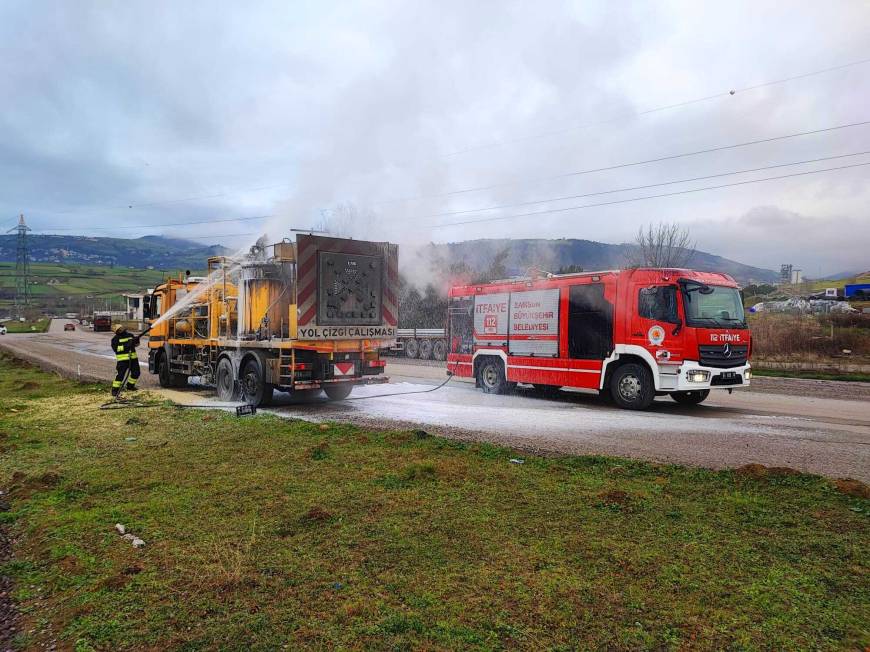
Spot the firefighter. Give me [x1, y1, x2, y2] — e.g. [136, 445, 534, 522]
[110, 324, 141, 397]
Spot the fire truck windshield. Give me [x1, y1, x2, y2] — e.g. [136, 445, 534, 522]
[681, 283, 746, 329]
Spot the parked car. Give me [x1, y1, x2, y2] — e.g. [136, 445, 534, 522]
[64, 323, 76, 331]
[0, 325, 7, 335]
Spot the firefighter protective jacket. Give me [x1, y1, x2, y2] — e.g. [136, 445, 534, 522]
[111, 330, 139, 361]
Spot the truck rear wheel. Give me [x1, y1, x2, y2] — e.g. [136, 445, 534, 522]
[216, 358, 237, 401]
[432, 339, 447, 361]
[609, 362, 655, 410]
[404, 338, 419, 359]
[670, 389, 709, 405]
[156, 352, 188, 388]
[477, 358, 512, 394]
[324, 383, 353, 400]
[239, 357, 273, 406]
[418, 339, 433, 360]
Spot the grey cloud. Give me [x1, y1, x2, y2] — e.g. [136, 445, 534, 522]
[1, 0, 868, 275]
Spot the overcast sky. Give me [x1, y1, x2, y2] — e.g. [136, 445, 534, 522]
[1, 0, 868, 276]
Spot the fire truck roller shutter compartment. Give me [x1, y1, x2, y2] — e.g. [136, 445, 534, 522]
[508, 289, 559, 356]
[473, 292, 509, 346]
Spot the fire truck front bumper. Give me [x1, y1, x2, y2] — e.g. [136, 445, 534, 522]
[658, 361, 751, 392]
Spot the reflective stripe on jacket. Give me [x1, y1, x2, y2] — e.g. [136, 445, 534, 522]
[111, 333, 138, 361]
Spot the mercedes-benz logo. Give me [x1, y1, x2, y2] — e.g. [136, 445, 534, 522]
[723, 343, 732, 358]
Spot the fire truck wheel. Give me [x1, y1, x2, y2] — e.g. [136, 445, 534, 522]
[324, 383, 353, 400]
[670, 389, 710, 405]
[610, 362, 655, 410]
[432, 339, 447, 361]
[404, 338, 420, 359]
[418, 339, 433, 360]
[477, 358, 510, 394]
[216, 358, 237, 401]
[240, 358, 273, 406]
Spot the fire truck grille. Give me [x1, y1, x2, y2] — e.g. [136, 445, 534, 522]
[699, 344, 748, 368]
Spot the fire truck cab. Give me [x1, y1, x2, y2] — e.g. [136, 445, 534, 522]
[446, 268, 750, 410]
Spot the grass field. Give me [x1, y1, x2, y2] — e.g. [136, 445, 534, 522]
[752, 367, 870, 383]
[0, 263, 172, 313]
[0, 355, 868, 650]
[1, 318, 50, 333]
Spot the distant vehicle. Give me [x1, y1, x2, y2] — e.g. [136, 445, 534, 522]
[447, 267, 751, 410]
[93, 315, 112, 332]
[64, 323, 76, 331]
[0, 325, 6, 335]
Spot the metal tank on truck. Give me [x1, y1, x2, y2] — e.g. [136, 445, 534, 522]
[446, 267, 751, 410]
[143, 234, 398, 406]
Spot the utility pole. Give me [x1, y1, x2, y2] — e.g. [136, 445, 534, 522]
[7, 214, 31, 318]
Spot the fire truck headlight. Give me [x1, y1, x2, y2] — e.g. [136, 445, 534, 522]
[687, 370, 710, 383]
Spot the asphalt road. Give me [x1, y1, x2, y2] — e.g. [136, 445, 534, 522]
[2, 319, 868, 481]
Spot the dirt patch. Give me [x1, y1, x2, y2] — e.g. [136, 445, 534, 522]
[736, 463, 769, 479]
[301, 506, 333, 523]
[15, 381, 40, 391]
[597, 490, 630, 505]
[736, 464, 801, 480]
[7, 471, 63, 498]
[833, 478, 870, 499]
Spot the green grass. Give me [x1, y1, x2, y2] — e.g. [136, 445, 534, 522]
[1, 318, 50, 333]
[0, 355, 868, 650]
[753, 367, 870, 383]
[0, 263, 173, 312]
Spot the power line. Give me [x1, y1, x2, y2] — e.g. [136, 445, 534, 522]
[375, 120, 870, 206]
[429, 161, 870, 228]
[444, 56, 870, 156]
[31, 214, 272, 233]
[427, 150, 870, 219]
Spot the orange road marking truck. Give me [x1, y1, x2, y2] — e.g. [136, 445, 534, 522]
[143, 235, 398, 405]
[446, 267, 751, 409]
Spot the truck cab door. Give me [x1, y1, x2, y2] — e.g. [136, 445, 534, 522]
[630, 285, 685, 365]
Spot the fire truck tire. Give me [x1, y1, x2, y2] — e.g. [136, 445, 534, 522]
[670, 389, 710, 405]
[477, 358, 512, 394]
[216, 358, 237, 401]
[609, 362, 655, 410]
[240, 358, 273, 406]
[404, 338, 420, 359]
[418, 338, 433, 360]
[432, 339, 447, 361]
[324, 383, 353, 400]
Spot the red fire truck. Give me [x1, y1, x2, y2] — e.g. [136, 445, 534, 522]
[446, 268, 750, 410]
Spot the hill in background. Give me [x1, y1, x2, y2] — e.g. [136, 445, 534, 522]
[431, 238, 778, 285]
[0, 234, 231, 270]
[1, 233, 778, 286]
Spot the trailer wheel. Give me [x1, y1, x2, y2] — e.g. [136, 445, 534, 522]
[477, 358, 511, 394]
[239, 357, 273, 406]
[609, 362, 655, 410]
[216, 358, 237, 401]
[324, 383, 353, 400]
[404, 338, 420, 359]
[432, 339, 447, 361]
[418, 338, 433, 360]
[670, 389, 709, 405]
